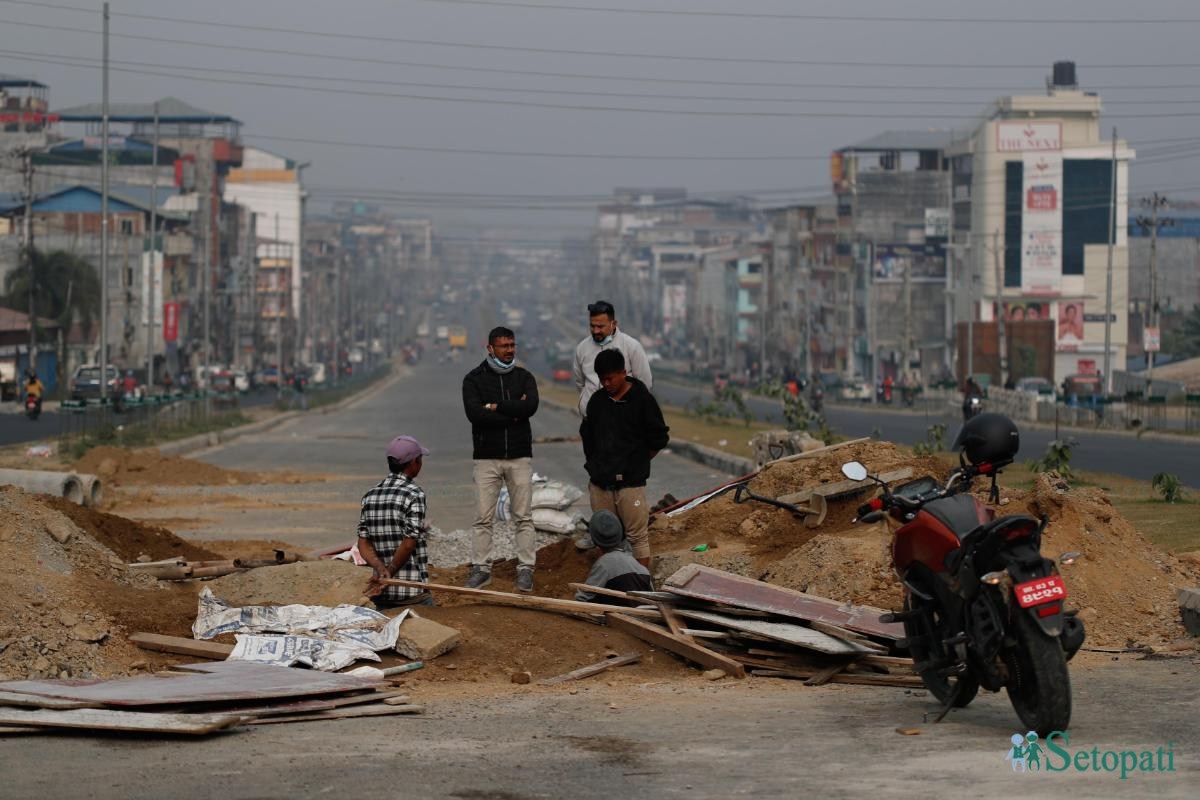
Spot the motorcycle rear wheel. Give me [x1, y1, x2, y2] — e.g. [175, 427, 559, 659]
[903, 594, 979, 708]
[1004, 609, 1071, 736]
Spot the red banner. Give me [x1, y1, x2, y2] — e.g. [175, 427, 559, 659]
[163, 302, 179, 342]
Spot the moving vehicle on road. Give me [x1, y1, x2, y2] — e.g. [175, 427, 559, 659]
[448, 325, 468, 349]
[1014, 376, 1054, 397]
[435, 325, 449, 342]
[845, 413, 1083, 735]
[551, 358, 573, 383]
[69, 364, 120, 401]
[24, 392, 40, 420]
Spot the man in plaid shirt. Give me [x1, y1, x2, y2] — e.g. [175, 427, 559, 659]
[360, 435, 433, 608]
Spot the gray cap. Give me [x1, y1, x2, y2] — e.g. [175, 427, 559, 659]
[588, 510, 624, 550]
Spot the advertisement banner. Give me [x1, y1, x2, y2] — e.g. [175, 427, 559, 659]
[140, 251, 163, 329]
[661, 283, 687, 336]
[162, 302, 179, 343]
[1057, 301, 1084, 351]
[997, 121, 1063, 152]
[1144, 327, 1161, 353]
[924, 208, 950, 238]
[1022, 153, 1063, 295]
[871, 243, 946, 283]
[1001, 300, 1051, 322]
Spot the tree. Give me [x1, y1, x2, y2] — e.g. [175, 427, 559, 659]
[3, 248, 102, 391]
[1162, 305, 1200, 359]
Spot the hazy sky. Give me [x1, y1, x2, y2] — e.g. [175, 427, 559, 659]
[3, 0, 1198, 236]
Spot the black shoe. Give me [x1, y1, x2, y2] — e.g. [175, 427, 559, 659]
[516, 566, 534, 593]
[465, 566, 492, 589]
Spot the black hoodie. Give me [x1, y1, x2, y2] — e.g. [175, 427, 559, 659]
[462, 360, 539, 460]
[580, 378, 670, 488]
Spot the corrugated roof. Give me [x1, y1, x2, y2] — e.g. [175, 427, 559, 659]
[54, 96, 238, 124]
[0, 75, 47, 89]
[0, 184, 186, 220]
[840, 130, 963, 153]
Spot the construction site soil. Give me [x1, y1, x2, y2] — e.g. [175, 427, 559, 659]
[3, 440, 1197, 688]
[74, 445, 320, 487]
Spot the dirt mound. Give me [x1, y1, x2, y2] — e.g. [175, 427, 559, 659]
[204, 559, 374, 607]
[193, 538, 303, 561]
[40, 495, 222, 563]
[74, 445, 317, 487]
[0, 486, 201, 680]
[655, 444, 1200, 647]
[402, 605, 690, 686]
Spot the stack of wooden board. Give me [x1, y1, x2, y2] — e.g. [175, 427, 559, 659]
[601, 565, 920, 687]
[0, 661, 423, 736]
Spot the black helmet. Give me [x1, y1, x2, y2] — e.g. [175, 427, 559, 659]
[953, 412, 1019, 466]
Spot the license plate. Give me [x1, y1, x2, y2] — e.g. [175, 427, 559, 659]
[1014, 575, 1067, 608]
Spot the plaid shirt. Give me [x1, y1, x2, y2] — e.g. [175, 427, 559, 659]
[357, 472, 429, 603]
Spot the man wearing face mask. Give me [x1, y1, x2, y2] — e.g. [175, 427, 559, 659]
[462, 326, 541, 591]
[573, 300, 653, 417]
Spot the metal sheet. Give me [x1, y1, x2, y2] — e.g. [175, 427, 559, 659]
[664, 565, 903, 641]
[0, 661, 381, 707]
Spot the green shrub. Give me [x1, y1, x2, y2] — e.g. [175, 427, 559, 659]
[1152, 472, 1184, 503]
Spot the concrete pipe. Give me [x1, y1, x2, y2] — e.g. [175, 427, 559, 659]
[0, 468, 85, 505]
[77, 473, 104, 507]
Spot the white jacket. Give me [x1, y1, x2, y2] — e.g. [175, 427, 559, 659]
[573, 329, 653, 416]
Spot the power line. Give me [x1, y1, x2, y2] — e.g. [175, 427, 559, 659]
[418, 0, 1200, 25]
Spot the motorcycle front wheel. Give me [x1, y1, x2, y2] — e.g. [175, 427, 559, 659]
[1003, 609, 1072, 736]
[903, 594, 979, 708]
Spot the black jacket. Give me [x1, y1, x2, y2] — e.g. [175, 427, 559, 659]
[462, 361, 539, 460]
[580, 378, 670, 488]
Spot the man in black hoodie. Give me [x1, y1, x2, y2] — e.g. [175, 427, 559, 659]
[580, 348, 670, 567]
[462, 326, 540, 591]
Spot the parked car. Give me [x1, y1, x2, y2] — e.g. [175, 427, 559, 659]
[70, 364, 120, 400]
[1014, 376, 1054, 397]
[551, 358, 573, 383]
[209, 370, 236, 395]
[257, 366, 280, 387]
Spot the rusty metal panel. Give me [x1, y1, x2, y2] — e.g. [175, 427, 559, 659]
[663, 564, 904, 641]
[0, 661, 380, 707]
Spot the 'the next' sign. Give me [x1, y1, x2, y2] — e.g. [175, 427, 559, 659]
[997, 121, 1063, 152]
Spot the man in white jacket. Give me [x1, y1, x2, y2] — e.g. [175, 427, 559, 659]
[573, 300, 653, 417]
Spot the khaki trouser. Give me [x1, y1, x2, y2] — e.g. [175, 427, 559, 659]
[472, 457, 535, 568]
[588, 482, 650, 560]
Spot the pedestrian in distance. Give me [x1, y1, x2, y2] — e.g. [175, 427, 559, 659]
[462, 326, 540, 592]
[573, 510, 653, 607]
[573, 300, 653, 417]
[360, 435, 434, 608]
[580, 348, 670, 567]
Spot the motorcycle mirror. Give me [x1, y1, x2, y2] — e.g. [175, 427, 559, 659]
[841, 461, 868, 482]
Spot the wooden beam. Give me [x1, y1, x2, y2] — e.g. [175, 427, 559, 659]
[246, 703, 425, 725]
[539, 652, 642, 686]
[129, 633, 234, 660]
[0, 708, 246, 735]
[762, 436, 871, 467]
[381, 579, 662, 619]
[803, 659, 853, 687]
[568, 583, 634, 603]
[0, 691, 99, 710]
[674, 608, 877, 656]
[655, 602, 694, 643]
[775, 467, 913, 506]
[606, 613, 745, 678]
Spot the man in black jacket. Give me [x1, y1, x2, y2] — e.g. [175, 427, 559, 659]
[580, 348, 669, 567]
[462, 326, 540, 591]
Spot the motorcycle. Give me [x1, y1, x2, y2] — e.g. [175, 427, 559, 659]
[962, 393, 982, 421]
[24, 394, 41, 421]
[843, 416, 1084, 735]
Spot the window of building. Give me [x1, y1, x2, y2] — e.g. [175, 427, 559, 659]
[1004, 161, 1022, 287]
[119, 218, 134, 235]
[1062, 159, 1114, 276]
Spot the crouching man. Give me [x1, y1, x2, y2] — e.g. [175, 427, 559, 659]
[573, 510, 653, 606]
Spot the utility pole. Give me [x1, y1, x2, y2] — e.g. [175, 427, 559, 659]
[333, 252, 342, 388]
[145, 101, 159, 389]
[1102, 127, 1118, 395]
[902, 248, 913, 378]
[99, 2, 110, 400]
[275, 213, 284, 401]
[992, 230, 1007, 386]
[1136, 193, 1171, 389]
[21, 149, 35, 373]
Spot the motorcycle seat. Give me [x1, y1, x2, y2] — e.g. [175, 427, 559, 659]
[923, 494, 989, 538]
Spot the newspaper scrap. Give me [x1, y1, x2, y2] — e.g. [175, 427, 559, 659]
[228, 634, 379, 672]
[193, 588, 409, 671]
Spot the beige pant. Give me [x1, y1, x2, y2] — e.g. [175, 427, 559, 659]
[588, 482, 650, 559]
[472, 457, 535, 568]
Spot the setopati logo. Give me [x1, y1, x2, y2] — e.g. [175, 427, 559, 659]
[1006, 731, 1177, 779]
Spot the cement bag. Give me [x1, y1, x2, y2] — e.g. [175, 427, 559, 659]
[495, 486, 512, 521]
[532, 508, 580, 535]
[532, 480, 584, 511]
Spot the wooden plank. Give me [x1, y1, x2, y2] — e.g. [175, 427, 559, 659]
[130, 633, 235, 660]
[382, 579, 662, 619]
[775, 467, 913, 506]
[606, 613, 746, 678]
[568, 582, 634, 603]
[739, 656, 924, 687]
[247, 704, 424, 725]
[0, 708, 246, 735]
[220, 691, 409, 718]
[663, 565, 902, 641]
[679, 629, 730, 640]
[539, 652, 642, 686]
[655, 602, 693, 643]
[763, 437, 871, 466]
[806, 621, 889, 653]
[0, 661, 380, 707]
[0, 691, 100, 710]
[804, 660, 853, 687]
[674, 608, 877, 656]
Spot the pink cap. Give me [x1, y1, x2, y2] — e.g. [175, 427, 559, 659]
[386, 435, 430, 462]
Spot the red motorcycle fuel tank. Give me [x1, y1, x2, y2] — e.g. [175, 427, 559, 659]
[892, 495, 990, 574]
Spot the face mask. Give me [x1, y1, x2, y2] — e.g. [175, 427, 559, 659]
[489, 354, 514, 369]
[592, 332, 614, 346]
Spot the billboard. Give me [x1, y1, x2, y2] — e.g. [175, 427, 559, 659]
[1001, 300, 1051, 322]
[997, 121, 1063, 152]
[1057, 301, 1084, 351]
[162, 302, 179, 343]
[1021, 153, 1063, 295]
[871, 243, 946, 283]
